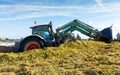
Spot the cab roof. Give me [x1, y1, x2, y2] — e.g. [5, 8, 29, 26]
[30, 24, 51, 29]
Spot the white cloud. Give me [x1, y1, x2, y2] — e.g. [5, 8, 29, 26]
[0, 5, 84, 20]
[0, 2, 120, 28]
[88, 21, 93, 25]
[0, 2, 120, 21]
[95, 0, 103, 7]
[0, 0, 120, 39]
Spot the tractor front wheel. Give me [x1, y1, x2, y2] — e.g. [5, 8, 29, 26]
[61, 38, 75, 44]
[64, 38, 74, 43]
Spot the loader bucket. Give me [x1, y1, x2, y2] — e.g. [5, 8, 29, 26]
[95, 27, 112, 43]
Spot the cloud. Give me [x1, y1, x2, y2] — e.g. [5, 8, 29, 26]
[0, 2, 120, 21]
[95, 0, 103, 7]
[0, 5, 84, 20]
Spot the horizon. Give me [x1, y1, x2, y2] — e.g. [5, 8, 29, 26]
[0, 0, 120, 39]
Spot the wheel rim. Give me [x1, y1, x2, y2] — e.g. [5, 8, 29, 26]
[27, 44, 39, 51]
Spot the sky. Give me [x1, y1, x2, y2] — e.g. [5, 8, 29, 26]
[0, 0, 120, 39]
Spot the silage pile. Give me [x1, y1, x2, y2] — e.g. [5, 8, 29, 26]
[0, 40, 120, 75]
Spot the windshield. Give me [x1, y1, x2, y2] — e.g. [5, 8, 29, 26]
[32, 25, 52, 41]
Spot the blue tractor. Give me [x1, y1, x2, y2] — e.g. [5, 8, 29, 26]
[16, 19, 112, 52]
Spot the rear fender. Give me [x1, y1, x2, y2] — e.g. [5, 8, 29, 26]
[21, 34, 46, 45]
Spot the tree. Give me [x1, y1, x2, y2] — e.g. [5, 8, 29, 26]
[116, 32, 120, 41]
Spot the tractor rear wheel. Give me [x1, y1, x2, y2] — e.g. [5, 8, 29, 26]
[19, 37, 44, 52]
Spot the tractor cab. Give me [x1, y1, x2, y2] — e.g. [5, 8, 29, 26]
[30, 22, 54, 41]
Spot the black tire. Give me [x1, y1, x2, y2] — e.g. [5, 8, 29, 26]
[19, 37, 44, 52]
[64, 38, 74, 43]
[61, 38, 75, 44]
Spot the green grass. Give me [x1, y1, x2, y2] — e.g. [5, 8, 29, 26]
[0, 40, 120, 75]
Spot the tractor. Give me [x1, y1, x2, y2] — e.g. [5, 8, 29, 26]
[14, 19, 113, 52]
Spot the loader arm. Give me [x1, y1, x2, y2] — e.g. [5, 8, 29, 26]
[56, 19, 98, 38]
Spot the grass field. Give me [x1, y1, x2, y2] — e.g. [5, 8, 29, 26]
[0, 40, 120, 75]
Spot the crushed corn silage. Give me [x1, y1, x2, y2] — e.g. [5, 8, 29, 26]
[0, 40, 120, 75]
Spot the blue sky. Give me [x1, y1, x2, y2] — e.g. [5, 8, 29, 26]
[0, 0, 120, 39]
